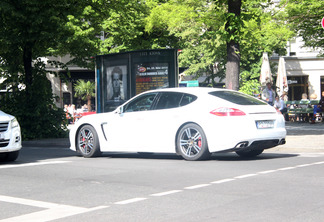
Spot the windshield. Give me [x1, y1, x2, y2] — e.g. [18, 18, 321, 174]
[209, 91, 266, 105]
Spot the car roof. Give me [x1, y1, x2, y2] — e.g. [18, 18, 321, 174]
[144, 87, 231, 96]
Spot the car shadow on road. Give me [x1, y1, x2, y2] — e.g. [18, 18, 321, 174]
[210, 152, 299, 161]
[99, 152, 298, 161]
[9, 147, 298, 164]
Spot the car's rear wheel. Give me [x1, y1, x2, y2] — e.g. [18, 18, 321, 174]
[176, 123, 210, 161]
[235, 149, 264, 158]
[77, 125, 101, 158]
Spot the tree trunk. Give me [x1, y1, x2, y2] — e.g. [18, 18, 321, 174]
[87, 95, 92, 112]
[225, 0, 241, 90]
[23, 44, 33, 95]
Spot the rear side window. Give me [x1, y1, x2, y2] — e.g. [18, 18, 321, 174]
[209, 91, 266, 105]
[155, 92, 183, 110]
[180, 94, 197, 106]
[154, 92, 197, 110]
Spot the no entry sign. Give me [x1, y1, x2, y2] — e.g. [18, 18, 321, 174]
[322, 17, 324, 29]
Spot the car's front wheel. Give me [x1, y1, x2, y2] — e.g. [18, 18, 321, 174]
[235, 149, 264, 158]
[77, 125, 101, 158]
[6, 151, 19, 161]
[0, 151, 19, 162]
[176, 123, 210, 161]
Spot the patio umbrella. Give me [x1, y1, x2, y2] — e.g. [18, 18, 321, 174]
[276, 56, 288, 97]
[260, 52, 272, 87]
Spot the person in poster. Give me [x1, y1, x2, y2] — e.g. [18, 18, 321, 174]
[107, 66, 127, 101]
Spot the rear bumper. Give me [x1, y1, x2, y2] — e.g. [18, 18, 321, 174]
[214, 138, 286, 153]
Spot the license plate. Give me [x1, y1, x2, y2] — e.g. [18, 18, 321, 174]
[256, 120, 274, 129]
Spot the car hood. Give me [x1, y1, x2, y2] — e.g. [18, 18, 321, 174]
[0, 110, 15, 121]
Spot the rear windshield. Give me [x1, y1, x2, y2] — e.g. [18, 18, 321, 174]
[209, 91, 266, 105]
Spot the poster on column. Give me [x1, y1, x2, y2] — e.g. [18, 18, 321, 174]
[104, 65, 128, 111]
[135, 63, 169, 95]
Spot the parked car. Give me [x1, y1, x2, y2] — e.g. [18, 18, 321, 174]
[0, 111, 22, 161]
[69, 87, 286, 161]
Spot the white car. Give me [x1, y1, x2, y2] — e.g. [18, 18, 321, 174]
[69, 87, 286, 161]
[0, 111, 22, 161]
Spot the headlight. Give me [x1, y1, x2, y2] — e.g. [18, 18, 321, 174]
[11, 118, 19, 128]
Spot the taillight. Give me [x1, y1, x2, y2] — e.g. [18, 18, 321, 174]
[210, 107, 246, 116]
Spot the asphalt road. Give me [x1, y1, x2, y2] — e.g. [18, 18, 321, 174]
[1, 122, 324, 222]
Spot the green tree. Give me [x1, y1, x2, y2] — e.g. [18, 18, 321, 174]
[74, 80, 95, 111]
[284, 0, 324, 53]
[0, 0, 87, 139]
[239, 0, 294, 95]
[145, 0, 293, 92]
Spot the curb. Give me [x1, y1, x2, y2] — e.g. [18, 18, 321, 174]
[22, 138, 70, 148]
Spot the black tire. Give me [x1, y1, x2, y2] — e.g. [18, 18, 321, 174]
[76, 125, 101, 158]
[176, 123, 210, 161]
[235, 149, 264, 158]
[0, 153, 7, 162]
[6, 151, 19, 161]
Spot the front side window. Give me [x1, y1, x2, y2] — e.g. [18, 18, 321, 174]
[123, 93, 158, 113]
[209, 91, 266, 105]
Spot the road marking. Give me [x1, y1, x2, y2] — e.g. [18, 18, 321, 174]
[234, 174, 257, 179]
[0, 195, 108, 222]
[0, 161, 70, 169]
[297, 153, 324, 157]
[114, 197, 147, 205]
[150, 190, 182, 197]
[258, 170, 277, 174]
[295, 163, 313, 168]
[184, 184, 211, 190]
[312, 161, 324, 165]
[0, 195, 58, 208]
[211, 178, 236, 184]
[277, 167, 296, 171]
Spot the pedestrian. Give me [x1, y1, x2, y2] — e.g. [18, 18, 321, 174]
[274, 95, 288, 121]
[311, 91, 324, 124]
[261, 82, 276, 106]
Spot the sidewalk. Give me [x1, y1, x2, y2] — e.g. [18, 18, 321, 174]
[271, 121, 324, 152]
[22, 122, 324, 152]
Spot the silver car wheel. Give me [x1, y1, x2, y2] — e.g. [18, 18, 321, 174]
[177, 123, 210, 161]
[77, 125, 101, 158]
[180, 128, 202, 157]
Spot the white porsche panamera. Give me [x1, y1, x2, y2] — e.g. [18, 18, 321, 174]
[69, 87, 286, 161]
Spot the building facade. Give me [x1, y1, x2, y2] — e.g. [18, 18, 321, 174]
[271, 37, 324, 100]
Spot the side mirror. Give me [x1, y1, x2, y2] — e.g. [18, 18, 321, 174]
[116, 106, 123, 115]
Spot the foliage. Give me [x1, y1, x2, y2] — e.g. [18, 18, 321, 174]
[0, 0, 80, 139]
[145, 0, 293, 92]
[0, 61, 68, 140]
[145, 0, 227, 85]
[239, 0, 294, 95]
[74, 80, 95, 110]
[283, 0, 324, 54]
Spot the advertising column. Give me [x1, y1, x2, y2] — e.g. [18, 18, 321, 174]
[96, 49, 178, 113]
